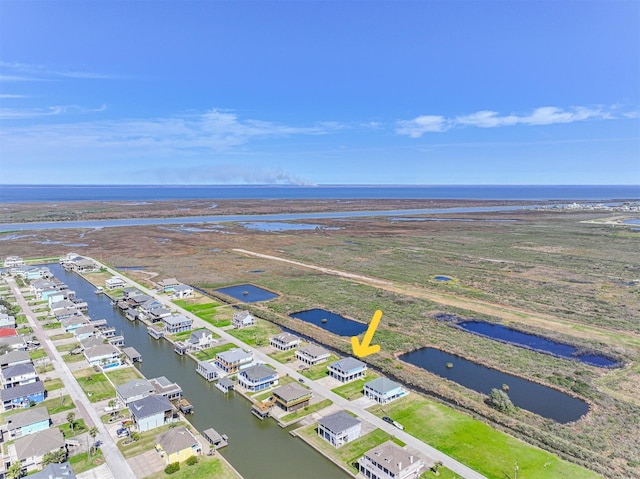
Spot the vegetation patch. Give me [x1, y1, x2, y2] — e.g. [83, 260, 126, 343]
[42, 395, 76, 415]
[331, 371, 378, 400]
[226, 319, 281, 347]
[281, 399, 332, 423]
[74, 369, 116, 402]
[144, 456, 241, 479]
[105, 367, 143, 386]
[193, 343, 236, 362]
[68, 449, 105, 474]
[118, 422, 186, 458]
[300, 354, 339, 380]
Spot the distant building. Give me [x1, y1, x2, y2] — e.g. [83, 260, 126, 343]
[4, 256, 25, 268]
[157, 278, 181, 293]
[105, 277, 125, 290]
[317, 411, 361, 448]
[357, 441, 423, 479]
[296, 344, 330, 366]
[172, 284, 194, 299]
[232, 310, 255, 329]
[327, 357, 367, 383]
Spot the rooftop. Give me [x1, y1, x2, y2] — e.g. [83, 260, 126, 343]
[298, 344, 329, 357]
[318, 410, 361, 434]
[329, 357, 366, 373]
[116, 378, 154, 399]
[364, 377, 403, 395]
[241, 364, 277, 382]
[129, 395, 173, 419]
[6, 406, 50, 430]
[362, 441, 419, 474]
[156, 426, 198, 455]
[217, 348, 252, 363]
[0, 380, 44, 402]
[272, 382, 311, 402]
[15, 428, 65, 460]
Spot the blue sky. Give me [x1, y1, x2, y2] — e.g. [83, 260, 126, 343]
[0, 1, 638, 185]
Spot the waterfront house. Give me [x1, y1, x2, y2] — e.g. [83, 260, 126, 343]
[296, 344, 331, 366]
[327, 357, 367, 383]
[214, 348, 253, 374]
[147, 307, 171, 323]
[150, 376, 182, 400]
[129, 395, 175, 432]
[0, 313, 17, 329]
[125, 308, 141, 321]
[139, 299, 163, 317]
[163, 313, 192, 334]
[105, 277, 125, 290]
[0, 328, 17, 339]
[12, 266, 52, 280]
[357, 441, 423, 479]
[45, 290, 67, 304]
[0, 335, 27, 351]
[61, 256, 98, 273]
[1, 363, 38, 388]
[171, 284, 194, 299]
[1, 381, 46, 411]
[317, 411, 362, 448]
[12, 428, 66, 474]
[59, 315, 88, 332]
[122, 287, 143, 300]
[216, 377, 234, 393]
[196, 361, 219, 381]
[4, 256, 25, 268]
[188, 329, 215, 350]
[155, 426, 201, 465]
[238, 364, 279, 392]
[270, 332, 301, 351]
[116, 378, 155, 405]
[123, 347, 142, 363]
[74, 325, 98, 341]
[29, 462, 76, 479]
[129, 294, 152, 307]
[80, 336, 104, 351]
[232, 310, 254, 329]
[272, 383, 312, 412]
[158, 278, 181, 293]
[0, 350, 31, 369]
[6, 407, 51, 439]
[363, 378, 408, 405]
[83, 344, 120, 369]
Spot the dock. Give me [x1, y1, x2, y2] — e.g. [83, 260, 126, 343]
[203, 428, 228, 450]
[250, 398, 274, 420]
[216, 377, 234, 393]
[123, 346, 142, 363]
[176, 397, 194, 414]
[147, 326, 164, 339]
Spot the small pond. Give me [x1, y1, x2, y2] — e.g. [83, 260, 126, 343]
[458, 321, 619, 368]
[400, 347, 589, 423]
[623, 219, 640, 225]
[289, 308, 368, 336]
[434, 276, 452, 281]
[390, 217, 517, 222]
[241, 222, 322, 231]
[215, 284, 278, 302]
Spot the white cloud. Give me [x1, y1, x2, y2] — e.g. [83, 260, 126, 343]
[397, 105, 628, 137]
[0, 61, 124, 81]
[0, 104, 107, 120]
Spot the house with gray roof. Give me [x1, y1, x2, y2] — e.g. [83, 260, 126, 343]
[155, 426, 201, 465]
[5, 407, 51, 439]
[149, 376, 182, 400]
[0, 313, 16, 329]
[215, 348, 253, 374]
[317, 411, 362, 448]
[163, 313, 192, 334]
[157, 278, 180, 292]
[238, 364, 278, 392]
[327, 357, 367, 383]
[1, 381, 46, 411]
[60, 315, 89, 333]
[0, 350, 31, 369]
[232, 310, 254, 329]
[270, 332, 301, 351]
[116, 378, 154, 405]
[83, 344, 120, 369]
[296, 344, 330, 365]
[12, 427, 66, 473]
[129, 395, 175, 432]
[171, 284, 194, 299]
[272, 383, 312, 412]
[357, 441, 424, 479]
[74, 325, 98, 341]
[29, 461, 76, 479]
[363, 377, 409, 405]
[196, 360, 219, 381]
[0, 335, 27, 351]
[80, 336, 104, 351]
[122, 287, 143, 299]
[1, 363, 38, 388]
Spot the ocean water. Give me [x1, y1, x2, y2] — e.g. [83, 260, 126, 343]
[1, 184, 638, 202]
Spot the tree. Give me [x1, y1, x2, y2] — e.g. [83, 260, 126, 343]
[7, 462, 22, 479]
[488, 388, 516, 414]
[108, 399, 117, 417]
[66, 412, 76, 432]
[88, 427, 98, 458]
[42, 449, 66, 466]
[130, 431, 140, 442]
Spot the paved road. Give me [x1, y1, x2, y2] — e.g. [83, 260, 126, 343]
[7, 278, 129, 479]
[95, 260, 487, 479]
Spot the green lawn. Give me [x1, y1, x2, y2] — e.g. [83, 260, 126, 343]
[268, 348, 298, 364]
[74, 369, 116, 402]
[69, 449, 106, 474]
[143, 455, 241, 479]
[63, 353, 87, 363]
[43, 321, 62, 330]
[42, 395, 76, 415]
[226, 320, 281, 347]
[301, 355, 339, 380]
[36, 363, 54, 374]
[170, 327, 220, 342]
[105, 367, 143, 386]
[50, 332, 74, 340]
[331, 371, 378, 400]
[44, 378, 64, 391]
[281, 399, 332, 423]
[59, 418, 87, 438]
[118, 422, 188, 458]
[29, 349, 48, 360]
[56, 342, 80, 353]
[173, 300, 233, 327]
[367, 395, 602, 479]
[193, 343, 237, 361]
[101, 409, 130, 424]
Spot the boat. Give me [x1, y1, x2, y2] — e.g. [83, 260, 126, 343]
[94, 286, 104, 294]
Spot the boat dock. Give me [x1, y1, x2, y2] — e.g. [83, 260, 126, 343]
[203, 428, 228, 450]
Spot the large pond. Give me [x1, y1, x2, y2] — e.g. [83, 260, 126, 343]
[215, 284, 278, 302]
[458, 321, 619, 368]
[290, 309, 368, 336]
[46, 264, 349, 479]
[399, 347, 589, 423]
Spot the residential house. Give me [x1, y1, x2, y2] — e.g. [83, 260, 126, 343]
[270, 332, 301, 351]
[155, 426, 201, 465]
[0, 313, 16, 329]
[1, 363, 38, 388]
[163, 314, 192, 334]
[116, 378, 154, 405]
[149, 376, 182, 400]
[238, 364, 278, 392]
[187, 329, 215, 351]
[129, 395, 175, 432]
[5, 407, 51, 439]
[12, 428, 66, 474]
[49, 300, 78, 321]
[327, 357, 367, 383]
[272, 383, 312, 412]
[60, 316, 89, 332]
[196, 361, 219, 381]
[74, 325, 98, 341]
[122, 287, 143, 300]
[157, 278, 180, 293]
[44, 290, 66, 303]
[147, 307, 171, 323]
[0, 350, 31, 369]
[296, 344, 331, 366]
[171, 284, 194, 299]
[29, 462, 76, 479]
[363, 378, 409, 405]
[80, 336, 104, 351]
[1, 381, 46, 411]
[232, 311, 254, 329]
[0, 328, 17, 339]
[125, 309, 141, 321]
[129, 294, 152, 307]
[357, 441, 424, 479]
[4, 256, 25, 268]
[139, 299, 163, 318]
[214, 348, 253, 374]
[105, 277, 125, 290]
[317, 411, 362, 448]
[12, 266, 52, 280]
[83, 344, 120, 369]
[64, 257, 98, 273]
[0, 335, 27, 351]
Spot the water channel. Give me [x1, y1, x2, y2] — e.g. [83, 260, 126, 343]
[399, 347, 589, 423]
[47, 263, 350, 479]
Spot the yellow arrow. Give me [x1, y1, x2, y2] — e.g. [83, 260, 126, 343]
[351, 310, 382, 358]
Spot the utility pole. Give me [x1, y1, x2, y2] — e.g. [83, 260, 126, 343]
[514, 459, 519, 479]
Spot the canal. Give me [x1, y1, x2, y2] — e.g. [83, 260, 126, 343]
[47, 263, 350, 479]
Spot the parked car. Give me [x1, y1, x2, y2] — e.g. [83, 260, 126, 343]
[116, 428, 129, 438]
[298, 378, 305, 383]
[382, 416, 393, 424]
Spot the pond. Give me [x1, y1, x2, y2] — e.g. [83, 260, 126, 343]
[399, 347, 589, 423]
[215, 284, 278, 302]
[289, 308, 368, 336]
[240, 222, 324, 231]
[434, 276, 452, 281]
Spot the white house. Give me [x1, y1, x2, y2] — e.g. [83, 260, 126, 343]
[357, 441, 424, 479]
[327, 357, 367, 383]
[363, 377, 408, 405]
[317, 411, 362, 448]
[83, 344, 121, 369]
[1, 363, 39, 388]
[270, 332, 301, 351]
[105, 277, 125, 290]
[296, 344, 331, 366]
[232, 311, 254, 329]
[172, 284, 194, 299]
[4, 256, 25, 268]
[12, 429, 66, 474]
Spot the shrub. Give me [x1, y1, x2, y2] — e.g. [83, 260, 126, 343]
[164, 463, 180, 474]
[186, 455, 198, 466]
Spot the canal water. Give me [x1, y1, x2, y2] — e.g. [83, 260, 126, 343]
[47, 263, 350, 479]
[399, 347, 589, 423]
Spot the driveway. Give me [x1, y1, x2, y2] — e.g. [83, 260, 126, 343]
[128, 450, 166, 478]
